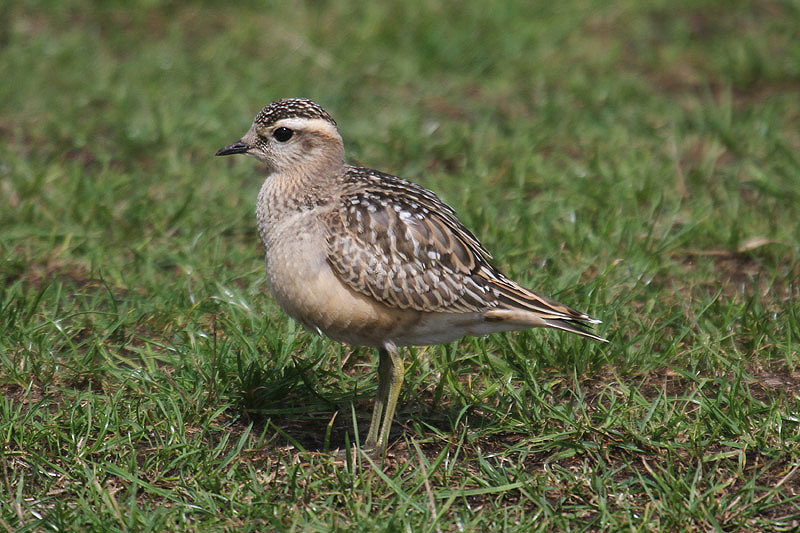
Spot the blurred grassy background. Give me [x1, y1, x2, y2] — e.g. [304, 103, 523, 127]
[1, 0, 799, 530]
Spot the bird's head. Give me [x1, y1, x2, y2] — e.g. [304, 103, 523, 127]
[216, 98, 344, 173]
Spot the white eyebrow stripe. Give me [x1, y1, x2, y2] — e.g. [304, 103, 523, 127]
[270, 117, 339, 138]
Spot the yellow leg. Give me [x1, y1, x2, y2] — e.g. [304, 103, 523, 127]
[363, 344, 404, 452]
[377, 344, 404, 450]
[364, 348, 390, 448]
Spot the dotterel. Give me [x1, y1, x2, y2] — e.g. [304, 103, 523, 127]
[217, 98, 606, 453]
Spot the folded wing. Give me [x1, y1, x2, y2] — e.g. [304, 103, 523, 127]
[323, 167, 606, 341]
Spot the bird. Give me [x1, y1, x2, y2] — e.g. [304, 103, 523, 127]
[216, 98, 607, 453]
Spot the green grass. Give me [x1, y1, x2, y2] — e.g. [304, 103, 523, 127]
[2, 0, 799, 530]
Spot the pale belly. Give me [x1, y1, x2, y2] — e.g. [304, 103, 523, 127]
[262, 218, 420, 347]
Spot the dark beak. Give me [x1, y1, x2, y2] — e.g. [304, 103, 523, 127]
[215, 141, 250, 156]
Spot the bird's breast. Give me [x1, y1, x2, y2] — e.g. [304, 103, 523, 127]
[260, 213, 420, 348]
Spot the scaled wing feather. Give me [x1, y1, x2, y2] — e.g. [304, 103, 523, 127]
[324, 167, 602, 334]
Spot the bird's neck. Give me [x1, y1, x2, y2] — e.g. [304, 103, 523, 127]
[255, 158, 344, 235]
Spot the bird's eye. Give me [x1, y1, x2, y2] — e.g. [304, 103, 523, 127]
[273, 127, 293, 142]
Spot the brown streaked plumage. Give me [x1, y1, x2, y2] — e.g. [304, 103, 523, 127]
[217, 98, 607, 454]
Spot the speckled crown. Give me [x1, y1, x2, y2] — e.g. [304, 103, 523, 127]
[255, 98, 336, 126]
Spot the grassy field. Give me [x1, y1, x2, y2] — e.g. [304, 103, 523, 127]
[2, 0, 799, 530]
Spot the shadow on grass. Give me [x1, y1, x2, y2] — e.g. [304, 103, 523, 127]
[233, 351, 494, 453]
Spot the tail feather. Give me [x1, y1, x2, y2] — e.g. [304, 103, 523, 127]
[540, 318, 608, 343]
[484, 308, 608, 342]
[485, 275, 608, 342]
